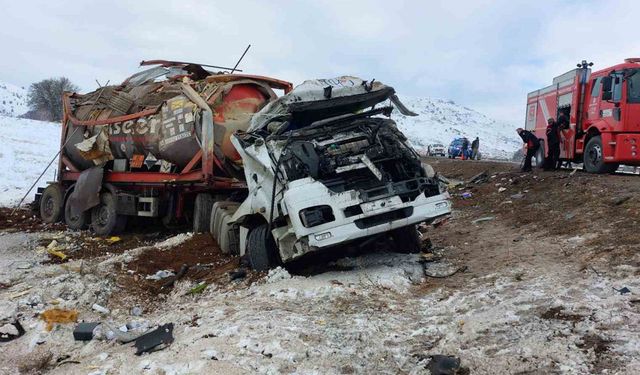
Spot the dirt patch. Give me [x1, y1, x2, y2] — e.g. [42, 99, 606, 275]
[0, 207, 64, 232]
[540, 306, 585, 322]
[427, 157, 640, 267]
[109, 234, 262, 309]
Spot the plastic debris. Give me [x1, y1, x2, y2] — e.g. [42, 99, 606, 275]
[460, 192, 473, 199]
[73, 322, 100, 341]
[145, 270, 175, 280]
[134, 323, 174, 355]
[105, 236, 121, 244]
[92, 303, 110, 315]
[131, 306, 143, 317]
[40, 308, 78, 331]
[510, 193, 524, 199]
[425, 355, 469, 375]
[498, 187, 507, 193]
[614, 287, 631, 295]
[472, 216, 495, 224]
[188, 283, 207, 295]
[46, 247, 67, 260]
[0, 320, 26, 342]
[229, 269, 247, 281]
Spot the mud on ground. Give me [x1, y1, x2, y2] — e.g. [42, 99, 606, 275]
[1, 158, 640, 374]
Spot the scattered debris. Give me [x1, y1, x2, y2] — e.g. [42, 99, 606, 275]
[131, 306, 143, 317]
[510, 193, 524, 199]
[498, 187, 507, 193]
[40, 309, 78, 331]
[0, 320, 26, 342]
[73, 322, 100, 341]
[472, 216, 495, 224]
[92, 303, 110, 315]
[229, 269, 247, 281]
[134, 323, 174, 355]
[105, 236, 121, 244]
[161, 264, 189, 289]
[614, 286, 631, 295]
[188, 282, 207, 295]
[564, 212, 576, 220]
[424, 265, 468, 279]
[611, 195, 632, 206]
[460, 192, 473, 199]
[145, 270, 175, 280]
[425, 355, 469, 375]
[467, 171, 488, 184]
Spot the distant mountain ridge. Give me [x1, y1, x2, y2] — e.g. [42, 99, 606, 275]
[392, 97, 520, 159]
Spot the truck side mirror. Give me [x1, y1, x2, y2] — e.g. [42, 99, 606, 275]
[602, 76, 613, 100]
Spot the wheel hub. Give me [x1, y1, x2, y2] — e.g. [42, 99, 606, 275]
[588, 144, 602, 165]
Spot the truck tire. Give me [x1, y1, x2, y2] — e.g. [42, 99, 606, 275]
[391, 225, 422, 253]
[91, 192, 127, 235]
[584, 136, 618, 174]
[40, 184, 64, 223]
[247, 223, 281, 271]
[64, 195, 89, 230]
[193, 193, 214, 233]
[209, 201, 240, 254]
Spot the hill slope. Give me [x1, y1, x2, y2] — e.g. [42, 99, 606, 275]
[393, 97, 520, 159]
[0, 115, 60, 207]
[0, 81, 28, 117]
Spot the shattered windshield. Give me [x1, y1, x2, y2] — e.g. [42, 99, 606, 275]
[627, 69, 640, 103]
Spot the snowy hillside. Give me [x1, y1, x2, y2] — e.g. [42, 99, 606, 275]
[392, 97, 520, 159]
[0, 115, 60, 207]
[0, 81, 28, 117]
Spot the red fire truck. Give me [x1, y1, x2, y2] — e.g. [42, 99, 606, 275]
[525, 58, 640, 173]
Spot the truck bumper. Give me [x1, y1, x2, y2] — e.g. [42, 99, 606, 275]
[279, 179, 451, 260]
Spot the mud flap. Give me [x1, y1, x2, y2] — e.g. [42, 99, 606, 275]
[68, 166, 104, 216]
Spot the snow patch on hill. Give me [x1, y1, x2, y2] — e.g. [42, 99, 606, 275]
[0, 81, 28, 117]
[0, 115, 60, 207]
[392, 97, 520, 159]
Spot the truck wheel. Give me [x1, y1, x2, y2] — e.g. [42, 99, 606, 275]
[193, 193, 214, 233]
[391, 225, 422, 253]
[91, 192, 127, 235]
[64, 195, 89, 230]
[247, 223, 281, 271]
[584, 136, 618, 174]
[40, 184, 64, 223]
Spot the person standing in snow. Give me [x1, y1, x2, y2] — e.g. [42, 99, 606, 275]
[544, 118, 560, 171]
[517, 128, 540, 172]
[471, 137, 479, 160]
[461, 138, 470, 160]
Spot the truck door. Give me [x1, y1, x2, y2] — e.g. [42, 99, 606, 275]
[558, 94, 573, 159]
[599, 73, 624, 131]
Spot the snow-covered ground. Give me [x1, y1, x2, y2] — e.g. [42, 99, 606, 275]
[393, 97, 521, 159]
[0, 115, 60, 207]
[1, 229, 639, 374]
[0, 81, 28, 117]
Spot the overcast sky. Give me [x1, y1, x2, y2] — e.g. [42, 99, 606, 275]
[1, 0, 639, 124]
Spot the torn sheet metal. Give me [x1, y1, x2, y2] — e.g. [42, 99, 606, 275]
[68, 166, 104, 216]
[63, 70, 286, 174]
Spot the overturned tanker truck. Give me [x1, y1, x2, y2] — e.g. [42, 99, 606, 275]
[37, 60, 293, 235]
[38, 67, 451, 270]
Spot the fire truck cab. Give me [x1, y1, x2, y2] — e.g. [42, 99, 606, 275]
[525, 58, 640, 173]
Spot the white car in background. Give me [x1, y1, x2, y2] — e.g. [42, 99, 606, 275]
[427, 143, 446, 157]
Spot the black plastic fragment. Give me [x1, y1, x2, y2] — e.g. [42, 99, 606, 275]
[0, 320, 25, 342]
[73, 322, 100, 341]
[134, 323, 174, 355]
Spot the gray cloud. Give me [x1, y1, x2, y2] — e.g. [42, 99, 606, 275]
[1, 0, 638, 124]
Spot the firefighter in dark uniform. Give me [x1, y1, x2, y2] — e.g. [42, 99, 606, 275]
[517, 128, 540, 172]
[471, 137, 480, 160]
[545, 118, 560, 170]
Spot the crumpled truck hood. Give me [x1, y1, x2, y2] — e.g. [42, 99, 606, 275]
[248, 76, 417, 133]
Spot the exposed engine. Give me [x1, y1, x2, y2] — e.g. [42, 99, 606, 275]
[277, 117, 440, 204]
